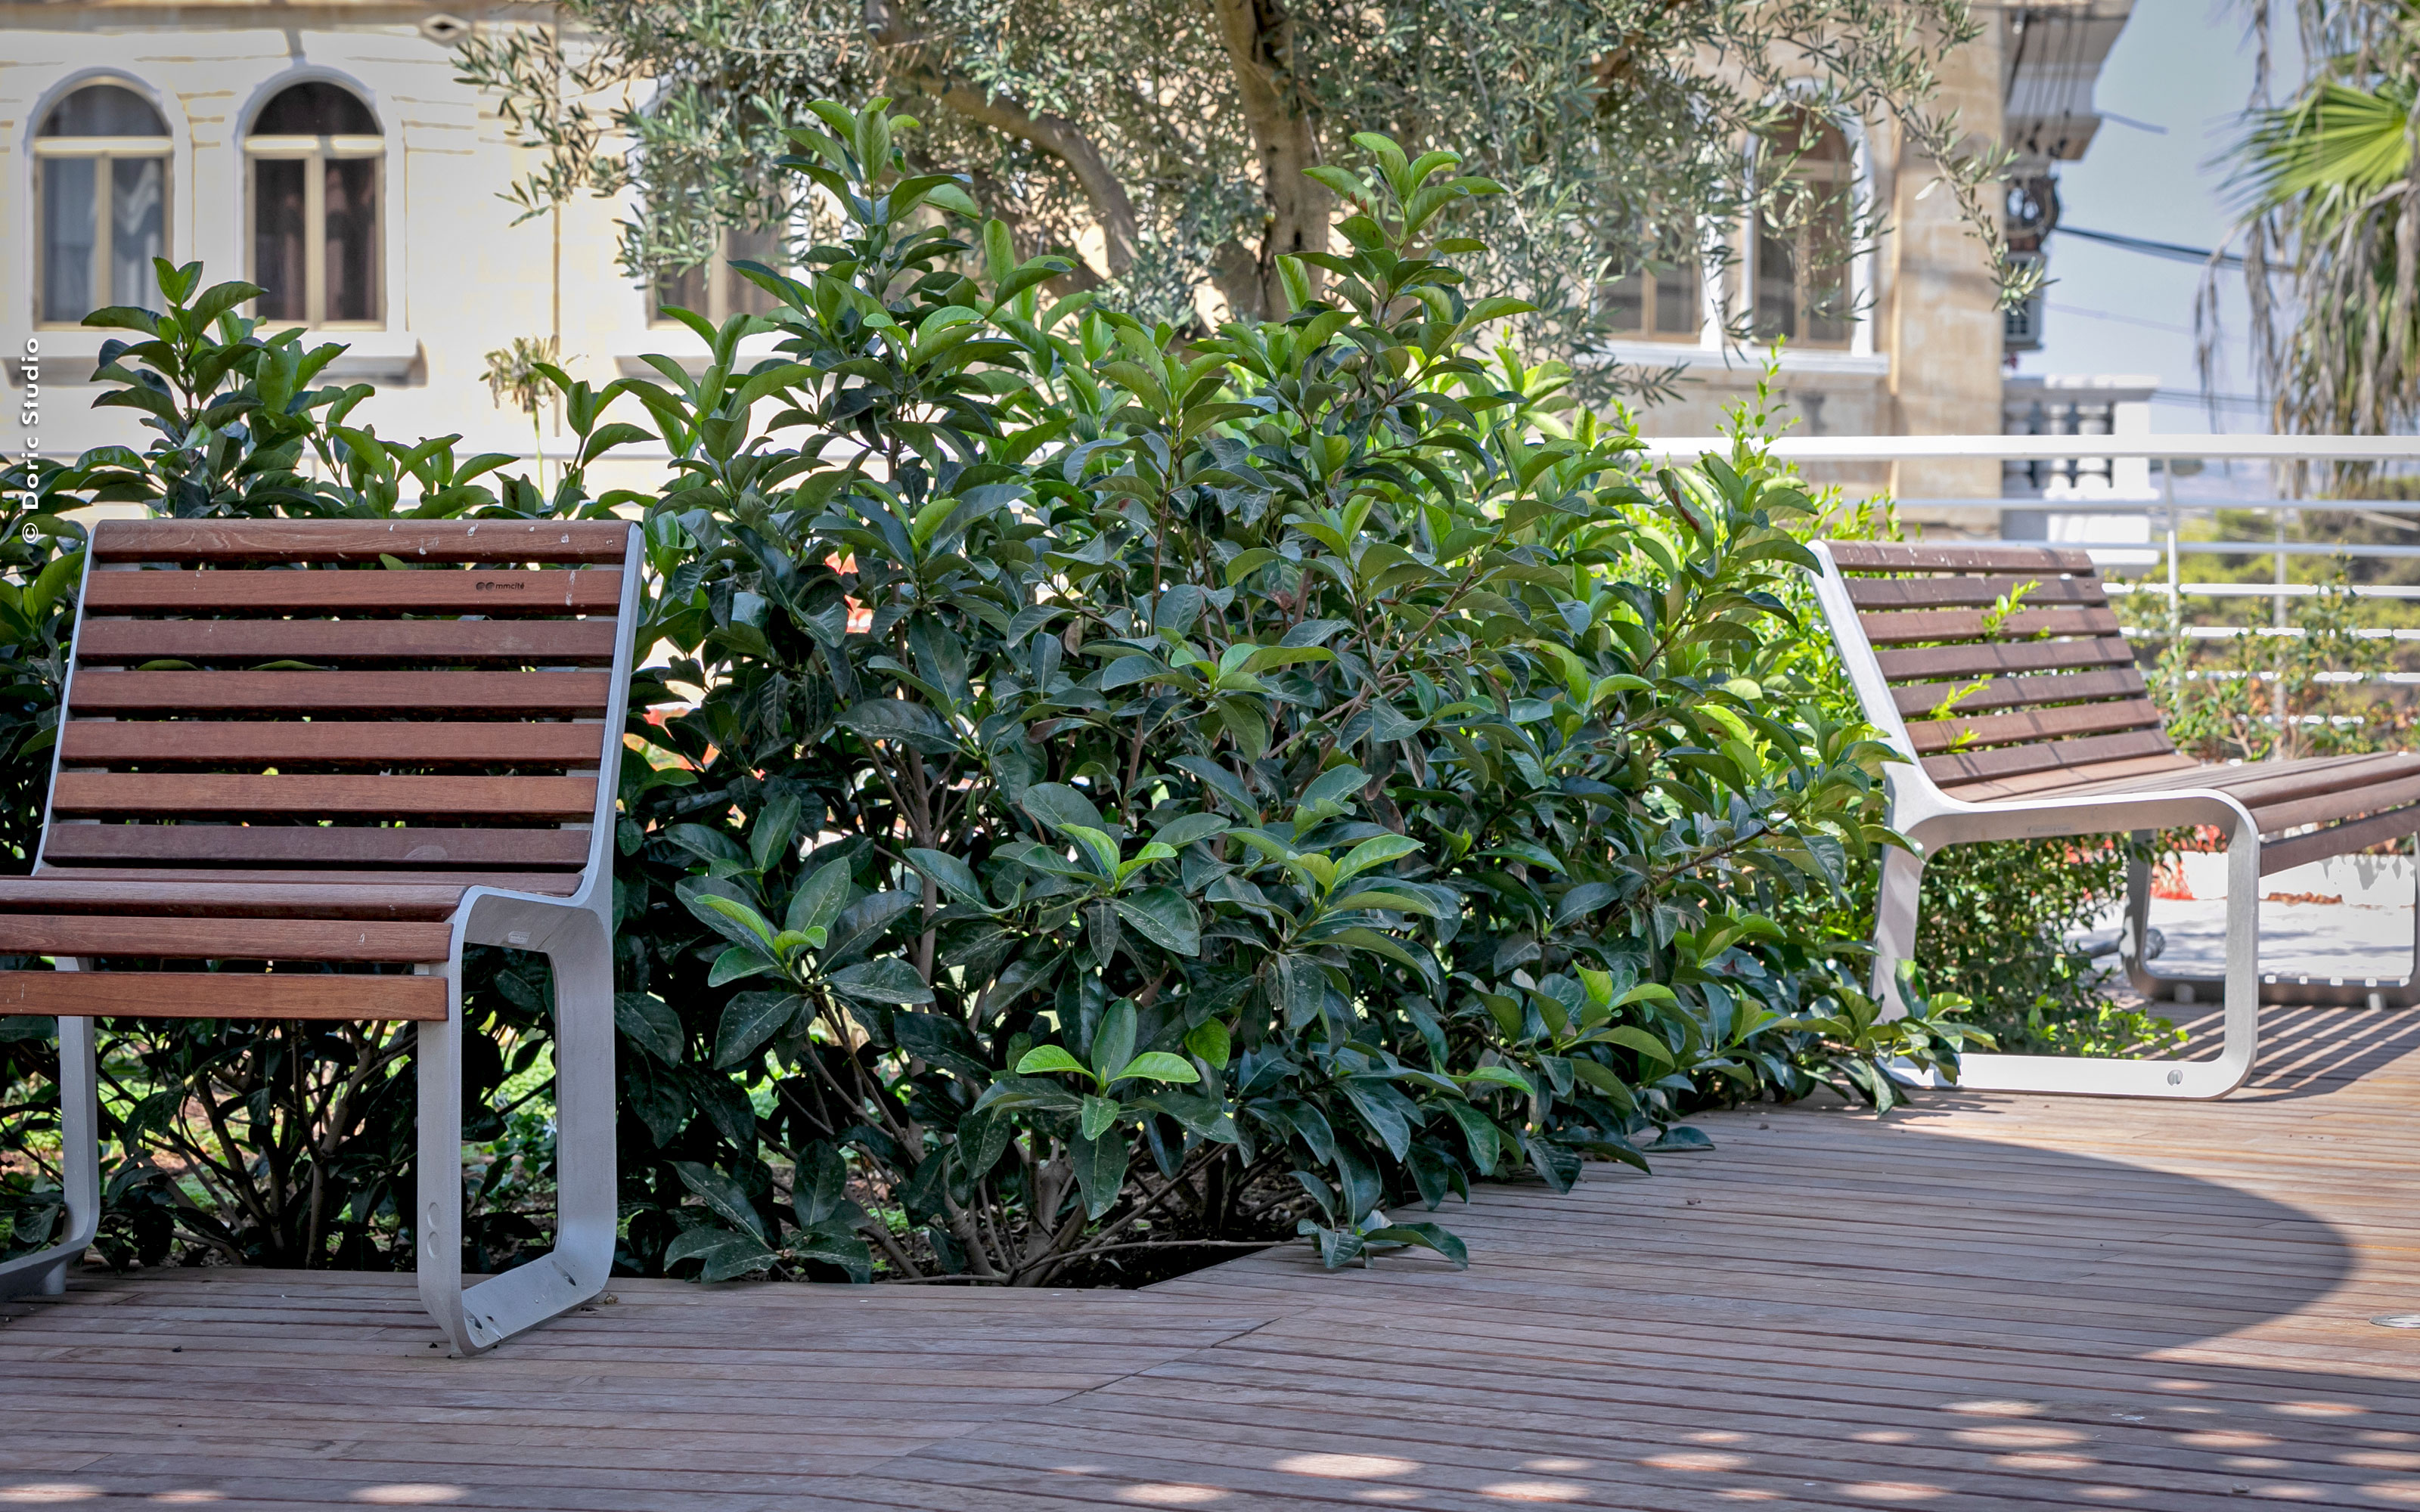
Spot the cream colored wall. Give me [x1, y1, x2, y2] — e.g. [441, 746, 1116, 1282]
[1882, 11, 2009, 507]
[1, 3, 666, 474]
[1626, 14, 2012, 516]
[8, 5, 2018, 512]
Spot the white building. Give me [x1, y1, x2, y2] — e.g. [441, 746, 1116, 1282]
[2, 2, 703, 479]
[5, 0, 2141, 525]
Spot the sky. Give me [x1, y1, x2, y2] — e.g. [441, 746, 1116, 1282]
[2012, 0, 2285, 433]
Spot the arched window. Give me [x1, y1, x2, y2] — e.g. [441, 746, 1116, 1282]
[34, 82, 172, 324]
[1752, 114, 1857, 349]
[247, 81, 383, 326]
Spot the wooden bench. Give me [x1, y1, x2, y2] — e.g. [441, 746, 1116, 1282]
[0, 518, 638, 1352]
[1812, 540, 2420, 1098]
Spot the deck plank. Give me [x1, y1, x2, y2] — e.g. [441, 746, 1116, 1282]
[7, 1005, 2420, 1508]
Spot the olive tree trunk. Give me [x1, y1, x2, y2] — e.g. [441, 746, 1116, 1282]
[1212, 0, 1331, 317]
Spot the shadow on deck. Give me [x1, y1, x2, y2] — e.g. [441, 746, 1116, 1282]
[5, 1004, 2418, 1510]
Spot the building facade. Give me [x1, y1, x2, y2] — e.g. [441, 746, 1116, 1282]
[1612, 0, 2136, 522]
[5, 1, 2133, 515]
[3, 0, 678, 484]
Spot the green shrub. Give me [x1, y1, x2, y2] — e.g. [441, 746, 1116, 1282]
[2, 104, 1983, 1284]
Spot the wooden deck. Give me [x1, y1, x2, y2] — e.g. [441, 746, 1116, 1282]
[8, 1005, 2420, 1510]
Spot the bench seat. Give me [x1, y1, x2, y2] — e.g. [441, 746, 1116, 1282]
[1814, 538, 2420, 1100]
[0, 518, 638, 1355]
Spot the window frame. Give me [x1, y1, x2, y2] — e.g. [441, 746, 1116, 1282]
[30, 80, 174, 330]
[243, 82, 386, 330]
[1597, 239, 1709, 345]
[649, 224, 790, 327]
[1745, 110, 1866, 354]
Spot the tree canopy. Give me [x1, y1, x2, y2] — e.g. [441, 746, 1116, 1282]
[458, 0, 2031, 397]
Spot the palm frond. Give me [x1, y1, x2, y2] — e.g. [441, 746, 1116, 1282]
[2229, 79, 2415, 214]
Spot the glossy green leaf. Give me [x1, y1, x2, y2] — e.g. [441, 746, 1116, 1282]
[1110, 887, 1201, 956]
[712, 991, 805, 1068]
[824, 957, 936, 1005]
[706, 945, 783, 987]
[1013, 1045, 1090, 1077]
[613, 993, 684, 1064]
[1112, 1052, 1200, 1086]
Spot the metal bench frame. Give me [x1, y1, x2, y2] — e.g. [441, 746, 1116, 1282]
[1811, 538, 2420, 1099]
[0, 521, 639, 1354]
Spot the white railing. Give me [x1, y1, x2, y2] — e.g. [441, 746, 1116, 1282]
[1631, 434, 2420, 463]
[1633, 432, 2420, 707]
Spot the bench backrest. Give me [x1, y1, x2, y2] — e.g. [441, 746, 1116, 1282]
[39, 519, 641, 897]
[1814, 540, 2195, 801]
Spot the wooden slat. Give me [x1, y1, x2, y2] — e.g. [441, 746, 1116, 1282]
[0, 916, 451, 962]
[1969, 751, 2400, 804]
[1858, 604, 2124, 645]
[82, 569, 622, 615]
[2250, 772, 2420, 835]
[1889, 667, 2146, 718]
[1922, 726, 2178, 787]
[92, 519, 633, 565]
[1871, 635, 2136, 683]
[51, 774, 596, 820]
[75, 618, 623, 665]
[1823, 540, 2096, 573]
[67, 671, 612, 715]
[39, 826, 591, 869]
[29, 865, 581, 894]
[1928, 749, 2202, 802]
[1904, 697, 2168, 754]
[1845, 574, 2107, 611]
[0, 878, 467, 919]
[2022, 750, 2420, 813]
[60, 721, 607, 770]
[2260, 804, 2420, 872]
[2185, 750, 2420, 808]
[0, 970, 446, 1021]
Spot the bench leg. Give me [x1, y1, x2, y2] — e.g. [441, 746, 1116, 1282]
[1891, 803, 2261, 1099]
[0, 1012, 100, 1298]
[416, 906, 616, 1356]
[2123, 836, 2155, 986]
[1871, 844, 1925, 1020]
[2118, 829, 2238, 1004]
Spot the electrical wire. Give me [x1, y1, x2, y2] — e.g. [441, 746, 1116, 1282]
[2059, 224, 2247, 268]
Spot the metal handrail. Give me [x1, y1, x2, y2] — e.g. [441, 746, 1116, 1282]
[1630, 432, 2420, 462]
[1900, 497, 2420, 513]
[1639, 433, 2420, 717]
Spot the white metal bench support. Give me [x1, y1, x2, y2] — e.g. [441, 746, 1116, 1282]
[418, 897, 617, 1357]
[415, 536, 638, 1357]
[0, 1005, 98, 1299]
[1877, 783, 2261, 1098]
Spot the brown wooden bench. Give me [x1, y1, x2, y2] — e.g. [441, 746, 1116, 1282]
[1813, 539, 2420, 1098]
[0, 518, 638, 1352]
